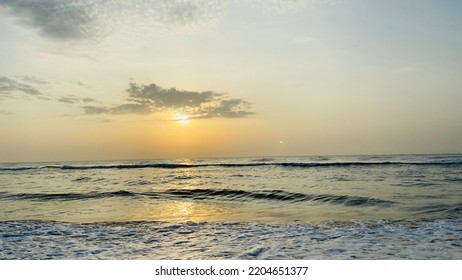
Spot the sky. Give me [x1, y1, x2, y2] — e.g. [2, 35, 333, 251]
[0, 0, 461, 162]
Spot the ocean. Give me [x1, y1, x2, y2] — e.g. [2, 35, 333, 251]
[0, 154, 461, 259]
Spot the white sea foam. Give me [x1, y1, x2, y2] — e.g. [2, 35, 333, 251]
[1, 219, 460, 259]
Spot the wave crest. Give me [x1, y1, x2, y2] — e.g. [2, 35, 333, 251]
[0, 188, 395, 207]
[2, 160, 461, 172]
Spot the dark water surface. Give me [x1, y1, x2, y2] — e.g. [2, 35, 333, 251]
[1, 154, 461, 259]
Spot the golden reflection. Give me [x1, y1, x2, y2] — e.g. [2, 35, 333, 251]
[175, 158, 193, 165]
[176, 201, 194, 218]
[168, 160, 200, 189]
[132, 201, 238, 223]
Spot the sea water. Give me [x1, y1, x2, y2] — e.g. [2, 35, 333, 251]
[1, 154, 461, 259]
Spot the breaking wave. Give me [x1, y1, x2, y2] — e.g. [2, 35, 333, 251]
[1, 160, 462, 172]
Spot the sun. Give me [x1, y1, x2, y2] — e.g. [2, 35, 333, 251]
[174, 114, 190, 125]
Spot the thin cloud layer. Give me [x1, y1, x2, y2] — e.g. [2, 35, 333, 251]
[57, 95, 96, 104]
[83, 82, 254, 119]
[0, 0, 317, 42]
[0, 76, 98, 105]
[0, 0, 225, 41]
[0, 0, 97, 40]
[0, 76, 43, 97]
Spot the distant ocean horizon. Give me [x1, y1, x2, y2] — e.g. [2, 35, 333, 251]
[1, 154, 461, 259]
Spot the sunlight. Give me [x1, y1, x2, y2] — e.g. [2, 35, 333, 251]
[174, 114, 190, 125]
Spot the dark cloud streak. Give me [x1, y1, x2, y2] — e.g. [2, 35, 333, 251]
[57, 96, 80, 104]
[0, 76, 99, 106]
[82, 97, 95, 103]
[0, 76, 42, 97]
[194, 99, 255, 119]
[57, 95, 96, 104]
[126, 83, 221, 109]
[82, 82, 255, 119]
[82, 105, 110, 115]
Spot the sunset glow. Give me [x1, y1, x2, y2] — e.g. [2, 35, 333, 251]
[0, 0, 460, 162]
[174, 114, 190, 125]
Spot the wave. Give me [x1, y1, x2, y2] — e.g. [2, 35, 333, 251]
[0, 167, 37, 171]
[413, 203, 462, 218]
[1, 160, 461, 172]
[0, 190, 137, 201]
[0, 188, 395, 207]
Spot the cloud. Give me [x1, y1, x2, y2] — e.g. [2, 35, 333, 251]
[193, 99, 255, 119]
[81, 105, 108, 115]
[20, 75, 49, 85]
[0, 0, 225, 41]
[57, 95, 96, 104]
[0, 76, 42, 97]
[82, 97, 95, 103]
[0, 0, 328, 43]
[82, 103, 153, 115]
[126, 83, 221, 109]
[0, 76, 98, 105]
[0, 0, 97, 40]
[0, 0, 324, 44]
[83, 82, 254, 119]
[57, 96, 80, 104]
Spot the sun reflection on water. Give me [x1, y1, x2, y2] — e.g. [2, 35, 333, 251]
[131, 201, 238, 223]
